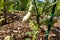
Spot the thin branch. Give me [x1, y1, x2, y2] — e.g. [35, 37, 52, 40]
[42, 0, 49, 14]
[45, 0, 58, 11]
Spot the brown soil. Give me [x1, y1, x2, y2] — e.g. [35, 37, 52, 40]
[0, 11, 60, 40]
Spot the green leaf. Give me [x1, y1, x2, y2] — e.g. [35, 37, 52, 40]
[0, 18, 5, 22]
[26, 31, 33, 35]
[7, 4, 14, 12]
[20, 0, 28, 5]
[25, 38, 30, 40]
[38, 7, 43, 14]
[0, 0, 4, 10]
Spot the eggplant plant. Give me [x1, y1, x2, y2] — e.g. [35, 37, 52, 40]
[22, 0, 58, 40]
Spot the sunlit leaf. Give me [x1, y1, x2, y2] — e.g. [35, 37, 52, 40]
[0, 0, 4, 10]
[20, 0, 28, 5]
[26, 31, 33, 35]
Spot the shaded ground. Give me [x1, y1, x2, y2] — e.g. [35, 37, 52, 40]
[0, 11, 60, 40]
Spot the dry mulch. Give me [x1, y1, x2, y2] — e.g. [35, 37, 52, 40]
[0, 11, 60, 40]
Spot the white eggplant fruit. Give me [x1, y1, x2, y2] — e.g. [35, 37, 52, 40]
[22, 0, 33, 22]
[22, 12, 31, 22]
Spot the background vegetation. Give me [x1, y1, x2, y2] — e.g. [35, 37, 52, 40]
[0, 0, 60, 40]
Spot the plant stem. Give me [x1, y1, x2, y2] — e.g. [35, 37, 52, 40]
[33, 0, 40, 26]
[4, 0, 6, 23]
[46, 0, 57, 40]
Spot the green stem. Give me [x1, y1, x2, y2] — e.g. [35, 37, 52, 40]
[33, 0, 40, 26]
[4, 0, 6, 23]
[46, 0, 57, 40]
